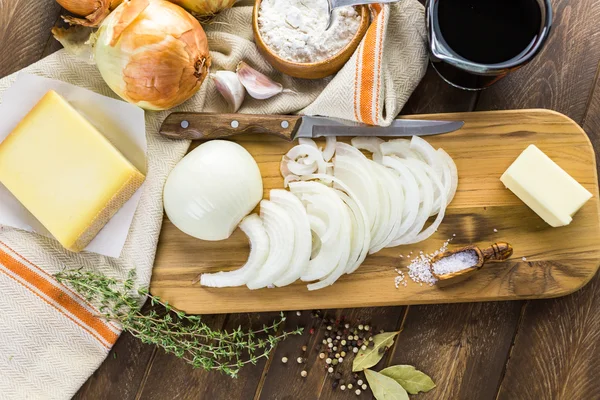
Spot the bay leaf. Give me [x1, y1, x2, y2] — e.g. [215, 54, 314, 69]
[352, 331, 399, 372]
[364, 369, 409, 400]
[380, 365, 436, 394]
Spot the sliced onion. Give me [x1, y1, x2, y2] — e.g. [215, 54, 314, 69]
[380, 139, 420, 160]
[382, 156, 423, 247]
[335, 143, 381, 231]
[410, 136, 446, 215]
[283, 174, 301, 188]
[322, 136, 337, 162]
[396, 157, 434, 244]
[298, 138, 318, 148]
[301, 173, 370, 274]
[364, 160, 393, 253]
[200, 214, 269, 287]
[438, 148, 459, 205]
[288, 159, 318, 175]
[270, 189, 312, 287]
[286, 144, 327, 174]
[402, 158, 448, 244]
[303, 194, 340, 243]
[308, 214, 327, 237]
[410, 136, 444, 179]
[351, 137, 384, 163]
[247, 200, 295, 289]
[307, 202, 351, 291]
[280, 155, 293, 178]
[368, 162, 404, 253]
[289, 181, 346, 281]
[335, 190, 368, 273]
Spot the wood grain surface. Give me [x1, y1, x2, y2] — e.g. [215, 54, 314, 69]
[1, 0, 599, 399]
[151, 109, 600, 314]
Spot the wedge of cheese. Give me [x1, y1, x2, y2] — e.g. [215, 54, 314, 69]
[0, 90, 145, 252]
[500, 144, 592, 227]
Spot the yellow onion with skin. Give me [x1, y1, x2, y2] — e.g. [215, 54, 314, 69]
[169, 0, 237, 16]
[95, 0, 211, 110]
[56, 0, 123, 26]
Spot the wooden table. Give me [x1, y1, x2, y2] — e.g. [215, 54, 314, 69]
[2, 1, 599, 399]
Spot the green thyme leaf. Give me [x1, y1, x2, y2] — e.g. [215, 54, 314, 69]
[53, 269, 300, 378]
[364, 369, 409, 400]
[379, 365, 436, 394]
[352, 331, 399, 372]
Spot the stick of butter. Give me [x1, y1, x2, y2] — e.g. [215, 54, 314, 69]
[0, 90, 145, 252]
[500, 144, 592, 227]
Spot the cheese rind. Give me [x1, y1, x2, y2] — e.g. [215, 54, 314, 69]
[0, 90, 145, 252]
[500, 144, 592, 227]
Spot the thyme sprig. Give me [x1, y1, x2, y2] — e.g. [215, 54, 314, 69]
[54, 269, 303, 378]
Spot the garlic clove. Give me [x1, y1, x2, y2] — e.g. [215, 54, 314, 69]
[236, 61, 291, 100]
[211, 71, 245, 112]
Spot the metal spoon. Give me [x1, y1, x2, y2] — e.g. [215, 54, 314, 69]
[326, 0, 400, 30]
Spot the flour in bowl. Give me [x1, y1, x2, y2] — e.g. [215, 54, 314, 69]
[258, 0, 362, 63]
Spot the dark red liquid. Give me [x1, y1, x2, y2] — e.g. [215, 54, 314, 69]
[437, 0, 542, 64]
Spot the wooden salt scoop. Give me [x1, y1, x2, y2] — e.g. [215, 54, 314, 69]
[430, 242, 513, 286]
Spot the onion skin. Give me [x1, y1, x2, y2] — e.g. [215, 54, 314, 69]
[95, 0, 211, 110]
[57, 0, 123, 26]
[169, 0, 236, 16]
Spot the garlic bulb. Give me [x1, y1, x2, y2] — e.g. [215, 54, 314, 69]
[236, 61, 292, 100]
[95, 0, 211, 110]
[211, 71, 245, 112]
[57, 0, 122, 26]
[169, 0, 237, 16]
[164, 140, 263, 241]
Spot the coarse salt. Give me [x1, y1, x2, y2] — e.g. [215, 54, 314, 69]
[431, 250, 478, 275]
[258, 0, 361, 63]
[396, 239, 456, 287]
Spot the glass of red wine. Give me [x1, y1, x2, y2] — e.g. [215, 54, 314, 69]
[426, 0, 553, 90]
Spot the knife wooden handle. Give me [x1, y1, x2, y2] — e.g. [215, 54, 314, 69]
[160, 112, 303, 141]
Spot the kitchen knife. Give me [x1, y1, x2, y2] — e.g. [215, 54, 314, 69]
[159, 113, 464, 141]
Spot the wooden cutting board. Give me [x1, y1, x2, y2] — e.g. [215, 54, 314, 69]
[150, 109, 600, 314]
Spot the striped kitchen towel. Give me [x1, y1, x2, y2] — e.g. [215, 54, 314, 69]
[0, 0, 426, 398]
[303, 1, 429, 125]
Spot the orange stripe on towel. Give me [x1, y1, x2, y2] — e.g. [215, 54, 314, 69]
[0, 247, 119, 348]
[357, 4, 386, 125]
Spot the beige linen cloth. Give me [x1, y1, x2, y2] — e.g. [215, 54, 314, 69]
[0, 1, 427, 398]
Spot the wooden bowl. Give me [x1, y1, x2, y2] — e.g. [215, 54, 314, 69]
[252, 1, 369, 79]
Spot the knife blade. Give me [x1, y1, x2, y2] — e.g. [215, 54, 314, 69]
[159, 113, 464, 141]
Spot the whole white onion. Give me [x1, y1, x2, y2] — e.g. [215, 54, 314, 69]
[94, 0, 211, 110]
[164, 140, 263, 241]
